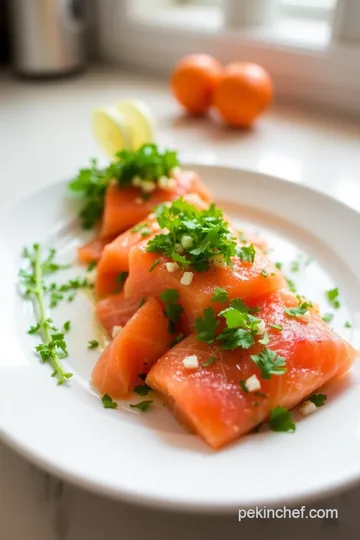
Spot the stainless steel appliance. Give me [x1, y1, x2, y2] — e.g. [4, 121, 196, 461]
[10, 0, 87, 77]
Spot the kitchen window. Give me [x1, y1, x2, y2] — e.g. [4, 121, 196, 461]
[96, 0, 360, 115]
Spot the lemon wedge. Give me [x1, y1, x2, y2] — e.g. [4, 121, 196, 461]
[116, 99, 156, 150]
[91, 107, 133, 159]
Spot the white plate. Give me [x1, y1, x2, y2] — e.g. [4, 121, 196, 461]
[0, 165, 359, 513]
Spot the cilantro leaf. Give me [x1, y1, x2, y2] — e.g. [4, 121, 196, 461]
[261, 270, 268, 278]
[237, 244, 256, 264]
[218, 306, 248, 329]
[195, 307, 219, 343]
[146, 198, 238, 271]
[202, 356, 217, 368]
[133, 384, 151, 397]
[102, 394, 117, 409]
[88, 339, 99, 349]
[309, 393, 327, 407]
[290, 260, 300, 273]
[240, 380, 249, 393]
[86, 260, 97, 272]
[284, 298, 312, 319]
[259, 330, 270, 345]
[160, 289, 184, 334]
[269, 324, 283, 331]
[250, 348, 286, 379]
[345, 321, 352, 328]
[285, 277, 297, 293]
[63, 321, 71, 332]
[268, 406, 296, 432]
[211, 287, 228, 304]
[322, 312, 334, 324]
[218, 328, 255, 350]
[149, 259, 160, 272]
[326, 287, 340, 309]
[274, 262, 283, 271]
[69, 145, 179, 229]
[130, 400, 153, 412]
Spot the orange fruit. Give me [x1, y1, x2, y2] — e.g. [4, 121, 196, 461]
[171, 54, 223, 115]
[212, 62, 273, 127]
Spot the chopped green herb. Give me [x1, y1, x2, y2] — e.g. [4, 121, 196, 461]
[259, 330, 270, 345]
[146, 198, 238, 272]
[160, 289, 184, 334]
[149, 259, 160, 272]
[48, 276, 93, 307]
[195, 307, 219, 344]
[326, 287, 340, 309]
[131, 222, 151, 237]
[133, 384, 151, 397]
[261, 270, 268, 278]
[238, 230, 247, 244]
[290, 260, 300, 273]
[284, 298, 312, 319]
[240, 380, 249, 393]
[202, 356, 217, 368]
[269, 323, 283, 331]
[345, 321, 352, 328]
[170, 333, 184, 347]
[254, 391, 267, 398]
[68, 144, 179, 229]
[285, 277, 297, 293]
[130, 400, 153, 412]
[218, 327, 255, 350]
[115, 272, 128, 287]
[322, 312, 334, 324]
[63, 321, 71, 332]
[250, 348, 286, 379]
[275, 262, 283, 271]
[87, 339, 99, 349]
[102, 394, 117, 409]
[269, 406, 296, 433]
[237, 244, 256, 264]
[19, 244, 72, 384]
[211, 287, 228, 304]
[86, 260, 97, 272]
[309, 393, 327, 407]
[138, 297, 146, 309]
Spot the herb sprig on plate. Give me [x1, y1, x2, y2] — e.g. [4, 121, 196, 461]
[19, 244, 73, 384]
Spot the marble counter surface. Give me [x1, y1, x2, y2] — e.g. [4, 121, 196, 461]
[1, 65, 360, 540]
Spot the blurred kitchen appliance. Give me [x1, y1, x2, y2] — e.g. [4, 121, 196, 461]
[9, 0, 87, 77]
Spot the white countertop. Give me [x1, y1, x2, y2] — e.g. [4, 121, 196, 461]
[1, 65, 360, 540]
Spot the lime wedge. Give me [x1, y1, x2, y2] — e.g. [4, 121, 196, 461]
[116, 99, 156, 150]
[91, 107, 133, 159]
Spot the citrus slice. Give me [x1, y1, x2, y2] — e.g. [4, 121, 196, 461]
[116, 99, 156, 150]
[91, 107, 133, 159]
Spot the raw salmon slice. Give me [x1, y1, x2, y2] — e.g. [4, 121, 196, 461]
[146, 290, 357, 449]
[100, 170, 211, 237]
[95, 193, 209, 298]
[92, 297, 172, 398]
[95, 291, 141, 336]
[124, 240, 285, 327]
[77, 235, 116, 264]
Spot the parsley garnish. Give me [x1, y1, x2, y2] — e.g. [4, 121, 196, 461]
[160, 289, 184, 333]
[195, 307, 219, 343]
[237, 244, 256, 264]
[19, 244, 72, 384]
[149, 259, 160, 272]
[268, 406, 296, 432]
[274, 262, 283, 271]
[211, 287, 228, 304]
[47, 276, 93, 308]
[261, 270, 268, 278]
[130, 400, 153, 412]
[284, 297, 312, 319]
[322, 312, 334, 324]
[133, 384, 151, 396]
[290, 260, 300, 273]
[102, 394, 117, 409]
[250, 348, 286, 379]
[63, 321, 71, 332]
[309, 393, 327, 407]
[254, 391, 267, 398]
[68, 144, 179, 228]
[88, 339, 99, 349]
[259, 331, 270, 345]
[345, 321, 352, 328]
[202, 356, 216, 368]
[269, 324, 283, 331]
[285, 277, 297, 293]
[326, 287, 340, 309]
[131, 222, 151, 237]
[146, 198, 238, 272]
